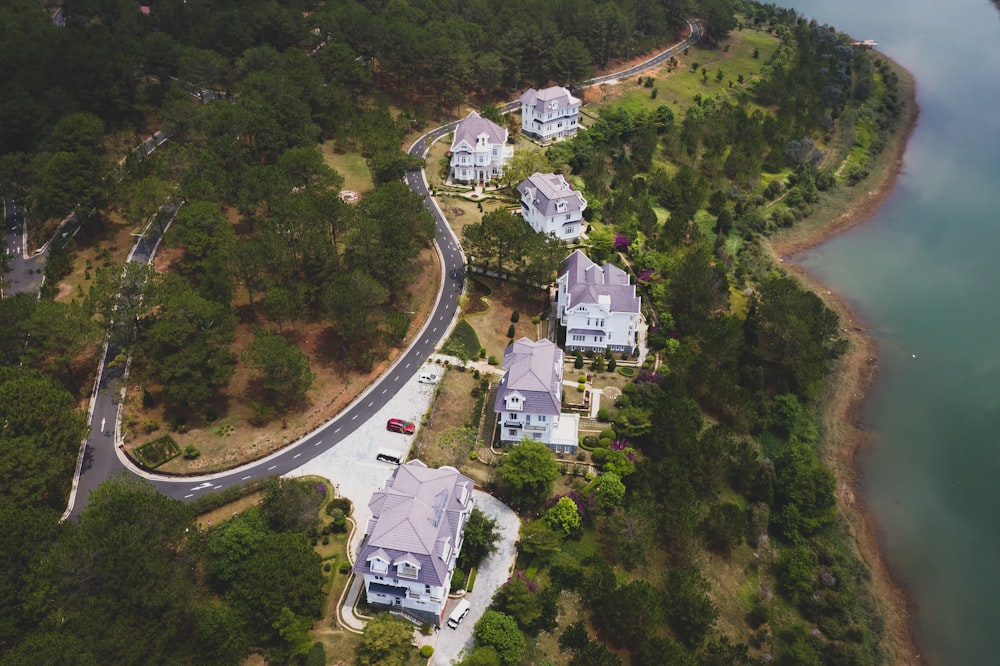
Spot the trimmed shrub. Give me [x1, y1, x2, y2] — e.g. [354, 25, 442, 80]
[488, 355, 498, 366]
[596, 407, 611, 422]
[591, 449, 609, 465]
[574, 352, 584, 369]
[326, 497, 353, 516]
[598, 437, 612, 449]
[580, 436, 600, 450]
[599, 428, 616, 441]
[607, 358, 617, 372]
[617, 366, 636, 378]
[506, 324, 515, 338]
[420, 645, 434, 658]
[339, 562, 351, 574]
[510, 310, 520, 323]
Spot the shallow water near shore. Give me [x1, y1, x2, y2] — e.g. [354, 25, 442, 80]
[781, 0, 1000, 663]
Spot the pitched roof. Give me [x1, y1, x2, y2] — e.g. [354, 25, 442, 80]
[519, 86, 582, 114]
[561, 250, 641, 315]
[517, 173, 587, 218]
[354, 461, 474, 587]
[451, 111, 508, 152]
[494, 338, 563, 415]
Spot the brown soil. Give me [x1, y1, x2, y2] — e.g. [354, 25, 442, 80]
[124, 245, 442, 474]
[412, 369, 479, 469]
[766, 56, 923, 666]
[464, 277, 549, 361]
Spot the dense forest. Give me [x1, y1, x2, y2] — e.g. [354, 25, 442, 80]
[0, 0, 911, 664]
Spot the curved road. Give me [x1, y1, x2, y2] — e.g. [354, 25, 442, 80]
[65, 20, 702, 517]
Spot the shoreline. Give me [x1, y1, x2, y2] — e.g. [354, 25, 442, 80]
[766, 54, 923, 665]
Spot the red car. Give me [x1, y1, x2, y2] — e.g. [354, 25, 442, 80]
[386, 418, 415, 435]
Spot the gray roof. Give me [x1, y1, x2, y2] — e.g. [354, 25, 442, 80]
[517, 173, 587, 217]
[354, 460, 474, 588]
[561, 250, 641, 315]
[519, 86, 582, 115]
[494, 338, 563, 415]
[451, 111, 507, 153]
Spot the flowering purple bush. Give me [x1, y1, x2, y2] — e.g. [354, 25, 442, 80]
[512, 570, 538, 592]
[317, 483, 327, 497]
[636, 268, 655, 284]
[614, 234, 631, 252]
[611, 439, 630, 451]
[546, 491, 597, 522]
[635, 369, 663, 384]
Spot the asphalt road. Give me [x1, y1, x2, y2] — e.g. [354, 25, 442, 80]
[1, 195, 46, 297]
[65, 21, 703, 515]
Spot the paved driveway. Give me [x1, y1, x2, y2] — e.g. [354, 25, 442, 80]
[431, 491, 520, 666]
[291, 363, 443, 555]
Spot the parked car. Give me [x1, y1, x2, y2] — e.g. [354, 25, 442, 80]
[386, 418, 415, 435]
[418, 371, 439, 384]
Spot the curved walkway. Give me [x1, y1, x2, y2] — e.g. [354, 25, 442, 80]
[65, 21, 703, 517]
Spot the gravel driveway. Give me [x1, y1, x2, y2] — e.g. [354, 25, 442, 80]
[431, 491, 520, 665]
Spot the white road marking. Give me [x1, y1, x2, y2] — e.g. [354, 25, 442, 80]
[268, 465, 277, 470]
[334, 427, 341, 433]
[382, 388, 387, 394]
[367, 401, 374, 407]
[405, 362, 411, 368]
[242, 475, 251, 480]
[213, 485, 221, 490]
[184, 494, 193, 498]
[293, 453, 301, 459]
[352, 414, 358, 420]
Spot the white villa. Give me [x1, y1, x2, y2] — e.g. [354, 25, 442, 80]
[494, 338, 579, 454]
[353, 460, 475, 626]
[557, 250, 641, 354]
[449, 111, 514, 184]
[519, 86, 582, 142]
[516, 172, 588, 241]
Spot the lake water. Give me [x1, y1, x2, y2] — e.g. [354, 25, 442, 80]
[778, 0, 1000, 663]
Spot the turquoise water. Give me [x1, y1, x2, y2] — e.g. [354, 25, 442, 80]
[780, 0, 1000, 663]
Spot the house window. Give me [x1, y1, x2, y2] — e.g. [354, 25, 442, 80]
[508, 429, 518, 437]
[594, 336, 601, 342]
[460, 156, 467, 164]
[370, 559, 388, 574]
[538, 415, 546, 422]
[525, 415, 531, 423]
[572, 335, 585, 342]
[566, 226, 575, 235]
[399, 563, 418, 579]
[566, 213, 571, 220]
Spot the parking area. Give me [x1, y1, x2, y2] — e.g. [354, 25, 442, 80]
[292, 362, 442, 555]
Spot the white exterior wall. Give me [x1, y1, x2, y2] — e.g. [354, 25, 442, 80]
[362, 575, 449, 616]
[521, 105, 580, 141]
[562, 307, 637, 353]
[497, 409, 555, 446]
[450, 141, 513, 183]
[521, 204, 584, 241]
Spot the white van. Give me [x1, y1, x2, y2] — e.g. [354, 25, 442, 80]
[446, 599, 471, 629]
[418, 371, 439, 384]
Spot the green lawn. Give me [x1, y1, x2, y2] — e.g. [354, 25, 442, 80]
[320, 144, 374, 194]
[596, 27, 781, 119]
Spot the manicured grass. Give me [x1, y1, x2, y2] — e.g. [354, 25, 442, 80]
[442, 319, 482, 360]
[134, 434, 181, 468]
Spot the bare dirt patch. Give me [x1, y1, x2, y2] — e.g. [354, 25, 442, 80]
[464, 277, 549, 360]
[54, 211, 138, 304]
[412, 369, 480, 468]
[123, 246, 442, 474]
